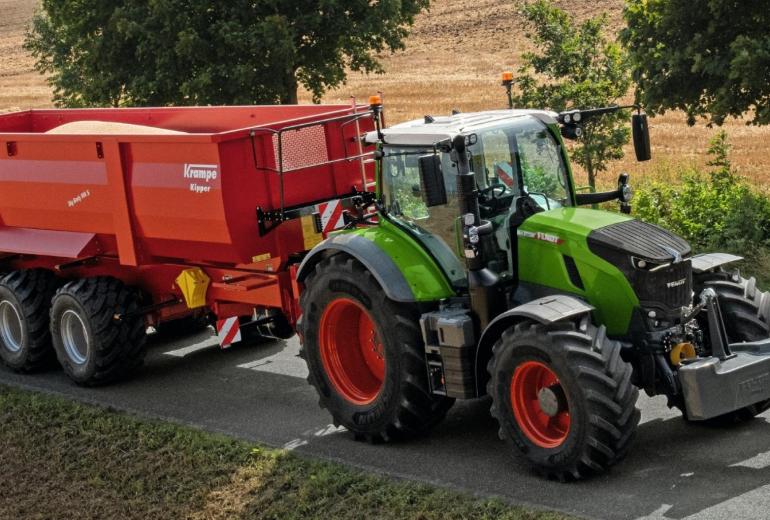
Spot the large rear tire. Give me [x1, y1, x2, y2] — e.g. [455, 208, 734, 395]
[693, 270, 770, 423]
[487, 319, 640, 481]
[0, 270, 60, 372]
[299, 254, 454, 442]
[50, 277, 147, 386]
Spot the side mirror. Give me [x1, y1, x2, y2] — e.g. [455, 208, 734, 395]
[632, 114, 651, 162]
[418, 154, 447, 207]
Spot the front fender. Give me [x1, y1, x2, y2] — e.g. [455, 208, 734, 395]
[474, 295, 594, 395]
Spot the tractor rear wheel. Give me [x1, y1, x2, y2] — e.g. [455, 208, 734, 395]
[487, 319, 640, 481]
[693, 270, 770, 423]
[50, 277, 147, 386]
[299, 254, 454, 442]
[0, 269, 60, 372]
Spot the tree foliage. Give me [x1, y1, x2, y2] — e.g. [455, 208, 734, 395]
[622, 0, 770, 125]
[511, 0, 631, 189]
[25, 0, 427, 107]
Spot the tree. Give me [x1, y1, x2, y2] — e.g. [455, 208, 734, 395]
[24, 0, 428, 107]
[511, 0, 631, 189]
[622, 0, 770, 126]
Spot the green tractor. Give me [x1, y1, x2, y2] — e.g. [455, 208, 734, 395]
[297, 95, 770, 480]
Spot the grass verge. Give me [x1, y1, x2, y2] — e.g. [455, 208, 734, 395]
[0, 385, 571, 520]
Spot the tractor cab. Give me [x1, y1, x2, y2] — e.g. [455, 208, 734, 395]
[373, 110, 574, 290]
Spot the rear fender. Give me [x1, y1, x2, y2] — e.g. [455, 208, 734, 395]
[296, 233, 415, 302]
[297, 220, 456, 303]
[474, 295, 594, 396]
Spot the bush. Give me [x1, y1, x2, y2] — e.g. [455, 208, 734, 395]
[632, 131, 770, 282]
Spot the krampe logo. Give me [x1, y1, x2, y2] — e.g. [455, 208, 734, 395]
[184, 164, 219, 194]
[184, 164, 218, 182]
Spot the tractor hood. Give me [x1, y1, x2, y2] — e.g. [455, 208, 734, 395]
[521, 207, 633, 239]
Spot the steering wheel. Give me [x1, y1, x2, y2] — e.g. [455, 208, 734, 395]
[480, 182, 513, 201]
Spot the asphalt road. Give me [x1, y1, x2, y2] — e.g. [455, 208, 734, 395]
[3, 328, 770, 520]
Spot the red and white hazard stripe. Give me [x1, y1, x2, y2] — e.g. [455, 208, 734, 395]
[216, 316, 242, 349]
[316, 200, 346, 236]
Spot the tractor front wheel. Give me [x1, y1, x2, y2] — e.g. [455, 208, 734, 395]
[299, 254, 453, 442]
[487, 319, 640, 481]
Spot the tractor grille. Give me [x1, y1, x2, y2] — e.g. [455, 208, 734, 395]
[634, 260, 692, 310]
[588, 219, 693, 312]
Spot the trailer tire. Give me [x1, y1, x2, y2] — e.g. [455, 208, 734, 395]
[487, 319, 640, 481]
[299, 254, 454, 442]
[0, 270, 60, 372]
[50, 277, 147, 386]
[692, 270, 770, 424]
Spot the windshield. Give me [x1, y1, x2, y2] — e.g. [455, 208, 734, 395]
[470, 116, 571, 211]
[380, 115, 571, 284]
[382, 115, 571, 221]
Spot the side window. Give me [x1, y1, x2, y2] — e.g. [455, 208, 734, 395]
[480, 129, 517, 189]
[384, 153, 429, 220]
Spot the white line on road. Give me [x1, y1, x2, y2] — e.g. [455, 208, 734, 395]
[164, 341, 216, 358]
[731, 450, 770, 469]
[237, 342, 308, 379]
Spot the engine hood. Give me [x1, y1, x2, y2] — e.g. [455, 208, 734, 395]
[587, 219, 692, 263]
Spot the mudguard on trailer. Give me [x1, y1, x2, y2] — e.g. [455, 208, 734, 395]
[296, 233, 415, 302]
[474, 295, 594, 395]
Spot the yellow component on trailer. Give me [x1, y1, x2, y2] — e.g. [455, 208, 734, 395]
[670, 342, 697, 366]
[301, 214, 323, 250]
[175, 268, 210, 309]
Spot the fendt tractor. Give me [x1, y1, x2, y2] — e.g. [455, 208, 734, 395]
[2, 80, 770, 481]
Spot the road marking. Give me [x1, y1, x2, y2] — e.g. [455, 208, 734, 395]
[731, 450, 770, 469]
[237, 342, 308, 379]
[283, 438, 309, 451]
[164, 341, 215, 358]
[281, 424, 347, 451]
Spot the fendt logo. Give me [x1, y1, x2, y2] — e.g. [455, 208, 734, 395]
[667, 278, 687, 289]
[183, 164, 218, 194]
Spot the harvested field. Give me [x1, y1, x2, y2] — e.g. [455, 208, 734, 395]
[1, 0, 768, 186]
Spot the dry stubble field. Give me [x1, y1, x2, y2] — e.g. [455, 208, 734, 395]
[1, 0, 768, 187]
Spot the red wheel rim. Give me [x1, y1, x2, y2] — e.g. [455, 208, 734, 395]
[319, 298, 385, 405]
[510, 361, 570, 448]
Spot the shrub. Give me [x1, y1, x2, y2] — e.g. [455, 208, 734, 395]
[633, 131, 770, 268]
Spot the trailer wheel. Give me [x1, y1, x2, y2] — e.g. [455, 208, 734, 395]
[0, 270, 60, 372]
[487, 319, 640, 481]
[50, 277, 147, 386]
[299, 254, 454, 442]
[691, 271, 770, 423]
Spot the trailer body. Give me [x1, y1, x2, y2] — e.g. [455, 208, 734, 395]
[0, 105, 375, 329]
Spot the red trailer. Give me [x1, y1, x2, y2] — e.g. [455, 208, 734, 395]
[0, 103, 376, 384]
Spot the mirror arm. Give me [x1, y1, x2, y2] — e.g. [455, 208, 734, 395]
[575, 190, 622, 206]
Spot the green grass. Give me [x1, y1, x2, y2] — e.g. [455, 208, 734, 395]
[0, 385, 571, 520]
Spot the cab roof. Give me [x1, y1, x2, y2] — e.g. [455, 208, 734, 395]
[365, 109, 559, 147]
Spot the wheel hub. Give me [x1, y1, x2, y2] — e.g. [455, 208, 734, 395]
[510, 361, 571, 448]
[319, 298, 385, 405]
[61, 309, 90, 365]
[537, 384, 566, 417]
[0, 300, 23, 353]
